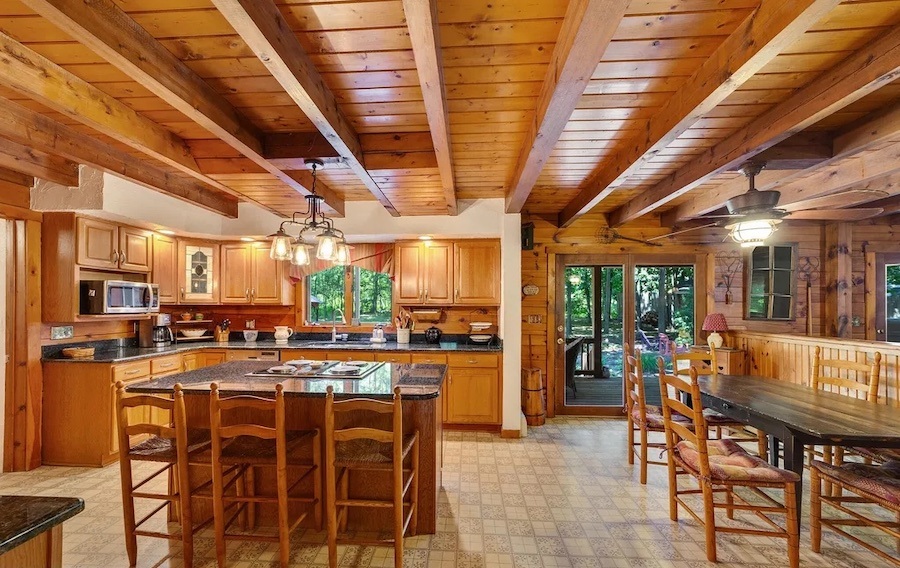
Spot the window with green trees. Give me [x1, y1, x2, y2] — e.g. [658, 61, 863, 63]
[306, 266, 392, 325]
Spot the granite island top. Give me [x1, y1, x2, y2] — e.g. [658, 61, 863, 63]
[0, 496, 84, 555]
[128, 361, 447, 400]
[44, 339, 501, 363]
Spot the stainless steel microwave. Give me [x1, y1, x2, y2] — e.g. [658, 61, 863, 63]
[80, 280, 160, 315]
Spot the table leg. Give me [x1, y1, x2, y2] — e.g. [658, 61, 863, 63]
[781, 434, 804, 534]
[769, 435, 779, 467]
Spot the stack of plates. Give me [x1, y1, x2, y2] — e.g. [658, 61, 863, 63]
[470, 321, 492, 332]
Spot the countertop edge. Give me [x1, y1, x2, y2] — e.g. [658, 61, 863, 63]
[0, 497, 84, 555]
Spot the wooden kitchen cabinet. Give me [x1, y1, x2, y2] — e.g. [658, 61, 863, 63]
[395, 241, 453, 305]
[178, 240, 219, 304]
[75, 217, 152, 273]
[220, 243, 294, 305]
[375, 353, 412, 364]
[200, 350, 227, 366]
[444, 352, 501, 427]
[454, 241, 500, 305]
[689, 346, 746, 375]
[152, 234, 178, 304]
[326, 351, 377, 362]
[118, 226, 153, 272]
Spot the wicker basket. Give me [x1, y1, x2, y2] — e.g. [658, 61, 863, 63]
[61, 347, 95, 359]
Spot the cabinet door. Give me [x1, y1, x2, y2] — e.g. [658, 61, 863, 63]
[201, 351, 227, 367]
[119, 226, 153, 272]
[77, 217, 119, 269]
[220, 244, 252, 304]
[395, 242, 424, 304]
[182, 353, 199, 371]
[153, 234, 179, 304]
[251, 245, 285, 304]
[179, 241, 219, 304]
[454, 241, 500, 305]
[424, 242, 453, 304]
[446, 368, 500, 424]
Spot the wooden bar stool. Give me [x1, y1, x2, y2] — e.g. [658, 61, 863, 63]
[116, 382, 211, 568]
[324, 385, 419, 568]
[209, 383, 322, 568]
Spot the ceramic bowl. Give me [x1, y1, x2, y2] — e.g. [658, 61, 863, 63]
[180, 329, 206, 338]
[243, 330, 259, 342]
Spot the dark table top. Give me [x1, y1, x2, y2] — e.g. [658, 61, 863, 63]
[128, 361, 447, 400]
[43, 340, 501, 363]
[698, 374, 900, 444]
[0, 496, 84, 555]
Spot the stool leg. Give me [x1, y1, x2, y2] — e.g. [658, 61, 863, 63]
[313, 431, 323, 531]
[810, 468, 822, 554]
[167, 465, 178, 523]
[276, 457, 290, 568]
[211, 458, 227, 567]
[117, 457, 138, 567]
[394, 458, 404, 568]
[626, 418, 635, 465]
[236, 467, 246, 531]
[325, 457, 338, 568]
[410, 438, 419, 536]
[339, 468, 349, 533]
[176, 455, 194, 568]
[246, 466, 257, 531]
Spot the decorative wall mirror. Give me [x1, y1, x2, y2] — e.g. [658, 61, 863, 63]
[745, 243, 797, 320]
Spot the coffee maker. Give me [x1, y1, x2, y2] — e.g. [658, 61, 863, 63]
[138, 313, 175, 348]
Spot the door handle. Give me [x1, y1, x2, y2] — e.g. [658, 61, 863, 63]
[246, 288, 250, 301]
[120, 251, 126, 265]
[111, 249, 119, 263]
[557, 338, 564, 345]
[180, 287, 185, 299]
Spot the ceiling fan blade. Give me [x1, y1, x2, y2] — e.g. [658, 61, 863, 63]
[781, 189, 889, 213]
[785, 208, 884, 221]
[647, 222, 720, 242]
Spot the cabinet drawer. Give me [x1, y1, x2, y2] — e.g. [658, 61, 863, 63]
[411, 353, 447, 365]
[226, 350, 280, 361]
[448, 353, 498, 368]
[151, 355, 182, 375]
[375, 353, 412, 364]
[326, 351, 376, 362]
[112, 360, 151, 382]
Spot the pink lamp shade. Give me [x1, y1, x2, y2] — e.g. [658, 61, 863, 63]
[702, 313, 729, 332]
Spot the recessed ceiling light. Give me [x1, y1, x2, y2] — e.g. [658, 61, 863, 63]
[240, 237, 255, 242]
[159, 229, 175, 235]
[418, 235, 432, 241]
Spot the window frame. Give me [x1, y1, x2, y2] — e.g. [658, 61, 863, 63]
[744, 243, 797, 321]
[301, 266, 394, 328]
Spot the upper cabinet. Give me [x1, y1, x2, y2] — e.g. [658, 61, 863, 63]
[76, 217, 152, 273]
[220, 242, 294, 306]
[152, 234, 178, 304]
[395, 239, 500, 306]
[454, 241, 500, 305]
[178, 240, 219, 304]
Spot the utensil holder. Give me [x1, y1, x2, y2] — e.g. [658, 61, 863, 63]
[397, 329, 411, 344]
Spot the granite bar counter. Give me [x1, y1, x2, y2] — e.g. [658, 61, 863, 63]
[128, 361, 446, 534]
[0, 496, 84, 567]
[43, 338, 501, 363]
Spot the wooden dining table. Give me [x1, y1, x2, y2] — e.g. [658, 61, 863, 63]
[696, 374, 900, 531]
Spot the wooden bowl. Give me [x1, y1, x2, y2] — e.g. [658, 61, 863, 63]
[61, 347, 95, 359]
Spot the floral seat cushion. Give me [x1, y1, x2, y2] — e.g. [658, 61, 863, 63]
[631, 404, 691, 429]
[675, 438, 800, 483]
[812, 459, 900, 506]
[846, 447, 900, 464]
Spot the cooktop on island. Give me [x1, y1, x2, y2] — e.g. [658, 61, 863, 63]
[244, 360, 385, 380]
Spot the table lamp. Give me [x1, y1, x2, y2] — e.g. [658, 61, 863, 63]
[702, 313, 728, 349]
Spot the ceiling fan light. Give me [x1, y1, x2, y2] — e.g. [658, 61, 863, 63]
[290, 243, 311, 266]
[316, 230, 338, 261]
[269, 229, 294, 261]
[729, 219, 777, 247]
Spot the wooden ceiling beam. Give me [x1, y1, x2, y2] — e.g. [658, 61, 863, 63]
[609, 24, 900, 227]
[20, 0, 344, 216]
[662, 100, 900, 225]
[558, 0, 842, 227]
[505, 0, 627, 214]
[0, 139, 79, 187]
[401, 0, 457, 215]
[0, 97, 239, 218]
[211, 0, 399, 216]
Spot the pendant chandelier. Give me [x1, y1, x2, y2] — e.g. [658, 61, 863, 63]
[268, 159, 351, 266]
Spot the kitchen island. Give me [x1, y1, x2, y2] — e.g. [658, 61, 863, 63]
[129, 361, 446, 534]
[0, 496, 83, 568]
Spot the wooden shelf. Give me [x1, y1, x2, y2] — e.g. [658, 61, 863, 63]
[175, 335, 212, 342]
[175, 319, 213, 324]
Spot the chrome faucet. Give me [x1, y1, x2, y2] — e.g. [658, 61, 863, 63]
[331, 308, 345, 342]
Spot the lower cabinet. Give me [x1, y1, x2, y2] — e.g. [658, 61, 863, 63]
[201, 350, 227, 366]
[444, 353, 501, 427]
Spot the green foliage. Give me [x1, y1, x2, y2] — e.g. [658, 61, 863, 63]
[353, 267, 392, 324]
[308, 266, 345, 323]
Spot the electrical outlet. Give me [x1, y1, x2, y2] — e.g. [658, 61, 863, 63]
[50, 325, 74, 340]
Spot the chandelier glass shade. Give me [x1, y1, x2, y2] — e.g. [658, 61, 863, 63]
[728, 218, 778, 248]
[265, 160, 350, 267]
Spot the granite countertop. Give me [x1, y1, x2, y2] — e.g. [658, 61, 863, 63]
[0, 496, 84, 555]
[128, 361, 446, 399]
[44, 339, 501, 364]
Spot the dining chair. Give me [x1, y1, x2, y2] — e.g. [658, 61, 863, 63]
[209, 383, 321, 568]
[324, 385, 419, 568]
[115, 382, 211, 568]
[811, 458, 900, 566]
[625, 343, 688, 484]
[657, 361, 800, 568]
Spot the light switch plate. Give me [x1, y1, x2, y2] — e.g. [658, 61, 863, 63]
[50, 325, 74, 340]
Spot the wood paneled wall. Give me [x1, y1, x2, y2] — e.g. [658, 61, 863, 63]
[732, 331, 898, 405]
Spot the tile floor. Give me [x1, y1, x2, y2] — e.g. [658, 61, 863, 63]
[0, 418, 894, 567]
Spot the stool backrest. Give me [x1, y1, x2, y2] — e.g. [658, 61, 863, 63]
[209, 383, 287, 460]
[324, 385, 403, 461]
[623, 343, 649, 421]
[657, 360, 711, 477]
[116, 381, 186, 452]
[672, 347, 718, 377]
[812, 346, 882, 402]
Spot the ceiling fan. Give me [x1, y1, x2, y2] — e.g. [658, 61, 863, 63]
[650, 163, 887, 246]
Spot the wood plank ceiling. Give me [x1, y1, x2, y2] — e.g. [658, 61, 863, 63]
[0, 0, 896, 224]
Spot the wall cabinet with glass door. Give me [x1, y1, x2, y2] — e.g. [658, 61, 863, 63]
[220, 242, 294, 305]
[177, 240, 219, 304]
